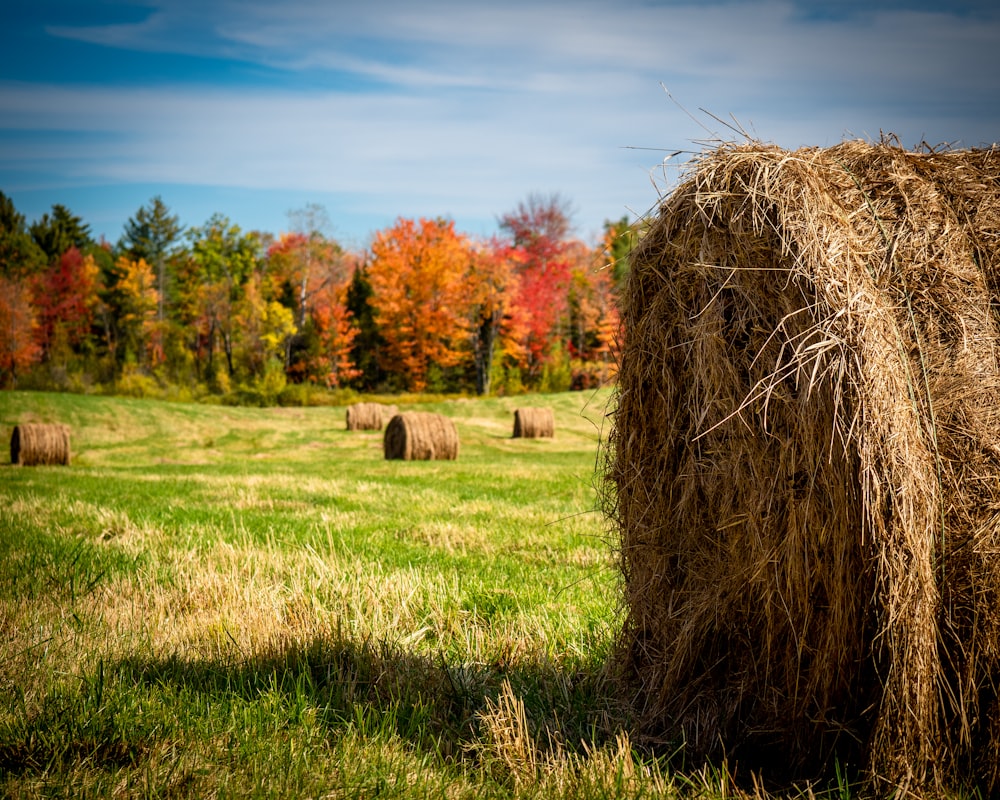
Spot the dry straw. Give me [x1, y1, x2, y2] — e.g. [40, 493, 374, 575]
[605, 138, 1000, 798]
[512, 407, 555, 439]
[345, 402, 398, 431]
[383, 412, 459, 460]
[10, 423, 71, 466]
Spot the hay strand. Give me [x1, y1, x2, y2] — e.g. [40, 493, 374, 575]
[512, 407, 555, 439]
[383, 412, 459, 460]
[605, 138, 1000, 798]
[10, 423, 71, 466]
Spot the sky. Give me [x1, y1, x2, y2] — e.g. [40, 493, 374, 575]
[2, 0, 999, 251]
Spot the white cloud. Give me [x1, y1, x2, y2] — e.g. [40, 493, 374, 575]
[0, 78, 663, 232]
[8, 0, 1000, 241]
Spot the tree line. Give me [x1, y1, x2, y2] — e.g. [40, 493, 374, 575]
[0, 191, 633, 403]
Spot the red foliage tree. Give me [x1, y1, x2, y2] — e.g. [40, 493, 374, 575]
[32, 247, 101, 362]
[310, 271, 360, 388]
[499, 194, 575, 379]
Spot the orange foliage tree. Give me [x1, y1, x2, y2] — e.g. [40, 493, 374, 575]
[465, 238, 524, 395]
[368, 217, 472, 392]
[266, 232, 343, 328]
[565, 240, 620, 388]
[0, 275, 41, 386]
[309, 259, 360, 388]
[266, 231, 356, 385]
[110, 255, 162, 367]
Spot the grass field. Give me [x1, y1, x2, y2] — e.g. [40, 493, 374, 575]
[1, 388, 742, 799]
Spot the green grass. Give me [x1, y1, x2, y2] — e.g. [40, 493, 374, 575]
[0, 390, 861, 799]
[0, 389, 662, 798]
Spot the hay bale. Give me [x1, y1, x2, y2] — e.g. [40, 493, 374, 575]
[605, 139, 1000, 797]
[383, 412, 459, 460]
[512, 407, 555, 438]
[10, 423, 71, 466]
[346, 402, 397, 431]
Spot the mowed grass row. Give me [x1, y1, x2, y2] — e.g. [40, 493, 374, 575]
[0, 389, 720, 798]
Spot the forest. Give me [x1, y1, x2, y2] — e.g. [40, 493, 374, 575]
[0, 192, 633, 404]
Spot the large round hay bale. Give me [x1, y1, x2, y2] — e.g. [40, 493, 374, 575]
[512, 407, 554, 438]
[383, 412, 458, 460]
[345, 402, 395, 431]
[10, 423, 71, 466]
[606, 139, 1000, 798]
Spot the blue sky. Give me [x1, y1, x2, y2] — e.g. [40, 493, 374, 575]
[2, 0, 999, 250]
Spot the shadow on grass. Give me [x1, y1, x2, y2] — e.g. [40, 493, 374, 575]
[1, 636, 632, 792]
[110, 633, 633, 771]
[1, 634, 868, 797]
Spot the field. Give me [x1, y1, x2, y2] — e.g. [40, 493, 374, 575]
[0, 389, 730, 799]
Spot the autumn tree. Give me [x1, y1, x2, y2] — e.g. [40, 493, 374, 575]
[231, 272, 296, 380]
[306, 254, 361, 388]
[565, 241, 604, 358]
[0, 188, 626, 399]
[564, 240, 620, 388]
[265, 229, 346, 376]
[465, 238, 522, 395]
[31, 247, 102, 366]
[368, 217, 472, 392]
[255, 213, 357, 389]
[107, 255, 161, 368]
[284, 203, 337, 325]
[0, 275, 41, 386]
[499, 193, 575, 382]
[264, 232, 311, 320]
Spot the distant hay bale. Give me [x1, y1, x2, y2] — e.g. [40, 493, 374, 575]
[512, 407, 554, 438]
[346, 402, 397, 431]
[383, 412, 459, 461]
[605, 139, 1000, 798]
[10, 423, 71, 466]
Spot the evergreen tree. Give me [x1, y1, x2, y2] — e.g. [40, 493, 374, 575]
[0, 191, 46, 277]
[119, 196, 183, 322]
[30, 204, 93, 263]
[345, 264, 384, 391]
